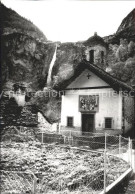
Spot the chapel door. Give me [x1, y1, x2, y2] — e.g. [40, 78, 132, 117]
[82, 114, 94, 134]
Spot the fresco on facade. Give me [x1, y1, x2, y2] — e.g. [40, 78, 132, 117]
[79, 95, 99, 112]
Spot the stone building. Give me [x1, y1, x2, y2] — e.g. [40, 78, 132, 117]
[60, 61, 134, 136]
[84, 32, 108, 69]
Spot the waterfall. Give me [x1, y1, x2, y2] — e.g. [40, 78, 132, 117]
[47, 44, 57, 87]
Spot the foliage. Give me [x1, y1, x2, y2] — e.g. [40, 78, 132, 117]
[115, 39, 128, 62]
[110, 57, 135, 85]
[115, 39, 135, 62]
[128, 41, 135, 57]
[109, 36, 135, 86]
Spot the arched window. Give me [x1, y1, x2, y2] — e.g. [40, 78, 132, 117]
[101, 51, 104, 63]
[89, 50, 94, 63]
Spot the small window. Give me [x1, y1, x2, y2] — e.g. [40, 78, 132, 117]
[101, 51, 104, 63]
[67, 117, 73, 127]
[89, 50, 94, 63]
[105, 118, 112, 129]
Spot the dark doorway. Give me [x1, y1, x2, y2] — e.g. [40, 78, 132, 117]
[89, 50, 94, 63]
[82, 114, 95, 134]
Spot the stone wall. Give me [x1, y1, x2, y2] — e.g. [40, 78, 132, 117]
[37, 112, 58, 132]
[0, 94, 38, 127]
[85, 45, 107, 69]
[60, 126, 82, 136]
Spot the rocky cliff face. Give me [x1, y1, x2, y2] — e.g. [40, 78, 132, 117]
[1, 32, 58, 126]
[103, 8, 135, 86]
[1, 3, 135, 128]
[52, 42, 85, 90]
[116, 8, 135, 39]
[104, 9, 135, 45]
[1, 3, 58, 126]
[2, 33, 55, 91]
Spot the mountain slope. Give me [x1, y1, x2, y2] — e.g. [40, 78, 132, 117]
[117, 8, 135, 35]
[1, 3, 47, 41]
[1, 3, 135, 126]
[104, 8, 135, 44]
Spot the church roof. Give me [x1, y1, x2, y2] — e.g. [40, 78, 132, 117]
[84, 32, 108, 47]
[61, 60, 132, 92]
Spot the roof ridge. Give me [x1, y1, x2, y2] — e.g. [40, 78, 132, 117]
[87, 61, 124, 82]
[81, 60, 132, 91]
[58, 60, 132, 91]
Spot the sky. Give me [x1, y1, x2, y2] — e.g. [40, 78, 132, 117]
[1, 0, 135, 42]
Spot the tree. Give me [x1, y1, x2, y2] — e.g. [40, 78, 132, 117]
[128, 41, 135, 57]
[110, 57, 135, 85]
[116, 39, 128, 62]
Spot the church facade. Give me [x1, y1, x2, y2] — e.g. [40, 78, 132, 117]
[60, 61, 134, 136]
